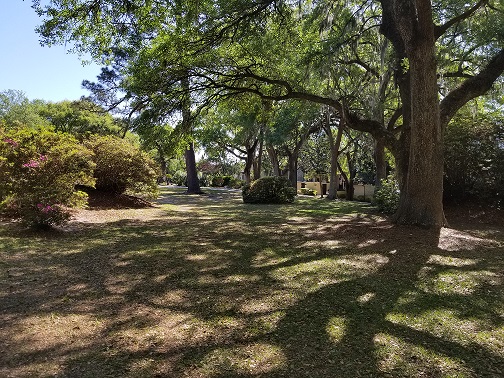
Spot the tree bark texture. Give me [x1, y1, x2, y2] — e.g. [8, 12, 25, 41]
[325, 116, 344, 200]
[185, 142, 203, 194]
[374, 138, 387, 188]
[181, 75, 203, 195]
[389, 0, 446, 227]
[266, 144, 280, 176]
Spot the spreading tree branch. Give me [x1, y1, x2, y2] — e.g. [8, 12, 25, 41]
[435, 0, 489, 40]
[440, 48, 504, 127]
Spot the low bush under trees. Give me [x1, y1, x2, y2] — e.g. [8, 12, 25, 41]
[0, 126, 161, 228]
[373, 175, 400, 214]
[444, 115, 504, 206]
[299, 188, 317, 196]
[85, 135, 159, 197]
[211, 175, 244, 189]
[0, 126, 94, 228]
[242, 176, 296, 204]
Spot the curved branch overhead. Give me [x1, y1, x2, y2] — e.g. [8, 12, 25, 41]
[440, 48, 504, 127]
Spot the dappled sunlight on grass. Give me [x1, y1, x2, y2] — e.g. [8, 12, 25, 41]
[271, 254, 389, 291]
[438, 227, 501, 251]
[1, 187, 503, 377]
[326, 316, 348, 343]
[193, 342, 288, 376]
[373, 332, 472, 377]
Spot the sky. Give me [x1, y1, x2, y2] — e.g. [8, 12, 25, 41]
[0, 1, 102, 102]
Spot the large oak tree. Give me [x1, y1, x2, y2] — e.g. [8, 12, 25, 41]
[34, 0, 504, 227]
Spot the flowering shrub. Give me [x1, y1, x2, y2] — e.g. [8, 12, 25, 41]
[20, 203, 72, 229]
[0, 126, 95, 228]
[85, 135, 159, 197]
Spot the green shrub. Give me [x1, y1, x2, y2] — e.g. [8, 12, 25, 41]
[211, 175, 243, 188]
[0, 126, 94, 228]
[198, 173, 213, 187]
[211, 176, 225, 187]
[172, 170, 187, 186]
[374, 175, 400, 214]
[227, 177, 244, 189]
[299, 188, 317, 196]
[242, 176, 296, 204]
[85, 135, 158, 197]
[222, 175, 232, 187]
[337, 191, 347, 199]
[444, 116, 504, 205]
[356, 195, 372, 202]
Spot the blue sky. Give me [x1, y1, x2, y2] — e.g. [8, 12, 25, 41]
[0, 1, 102, 102]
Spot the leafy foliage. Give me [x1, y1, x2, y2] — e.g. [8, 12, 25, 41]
[85, 135, 158, 196]
[32, 0, 504, 226]
[0, 126, 94, 228]
[444, 108, 504, 206]
[37, 99, 122, 137]
[171, 170, 188, 187]
[211, 175, 242, 188]
[242, 176, 296, 204]
[299, 188, 317, 196]
[374, 175, 400, 214]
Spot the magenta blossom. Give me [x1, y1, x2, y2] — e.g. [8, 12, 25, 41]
[37, 203, 54, 213]
[3, 138, 18, 147]
[22, 160, 40, 168]
[41, 205, 53, 213]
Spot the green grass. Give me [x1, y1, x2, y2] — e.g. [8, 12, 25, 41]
[0, 186, 503, 377]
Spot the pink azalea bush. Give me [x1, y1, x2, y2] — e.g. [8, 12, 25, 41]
[0, 126, 95, 228]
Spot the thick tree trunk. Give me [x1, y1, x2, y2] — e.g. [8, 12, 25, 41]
[267, 144, 280, 176]
[243, 157, 253, 184]
[243, 140, 258, 184]
[185, 142, 203, 194]
[159, 153, 167, 184]
[325, 118, 344, 200]
[346, 151, 357, 201]
[391, 0, 446, 227]
[253, 134, 263, 180]
[181, 75, 203, 195]
[374, 138, 387, 187]
[286, 150, 297, 188]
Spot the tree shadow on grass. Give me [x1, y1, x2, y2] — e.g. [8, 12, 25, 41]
[0, 192, 503, 377]
[268, 230, 504, 377]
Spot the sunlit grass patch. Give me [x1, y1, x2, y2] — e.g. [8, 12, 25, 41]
[387, 308, 504, 355]
[326, 316, 348, 343]
[193, 343, 287, 376]
[417, 259, 502, 296]
[374, 332, 471, 377]
[418, 268, 498, 295]
[271, 254, 389, 291]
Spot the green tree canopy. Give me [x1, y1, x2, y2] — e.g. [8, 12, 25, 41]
[33, 0, 504, 226]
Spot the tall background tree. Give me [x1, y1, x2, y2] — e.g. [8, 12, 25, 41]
[33, 0, 504, 226]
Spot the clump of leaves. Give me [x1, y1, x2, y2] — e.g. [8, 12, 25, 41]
[85, 135, 158, 197]
[242, 176, 296, 204]
[374, 175, 400, 214]
[299, 188, 317, 196]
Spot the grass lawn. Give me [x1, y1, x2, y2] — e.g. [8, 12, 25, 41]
[1, 186, 503, 377]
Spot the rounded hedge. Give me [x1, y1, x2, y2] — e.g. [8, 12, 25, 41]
[242, 176, 296, 204]
[85, 135, 158, 196]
